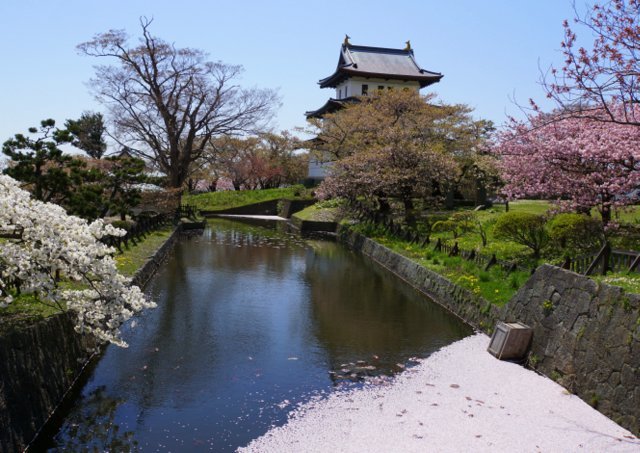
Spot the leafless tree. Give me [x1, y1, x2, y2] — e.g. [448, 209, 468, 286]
[78, 17, 279, 188]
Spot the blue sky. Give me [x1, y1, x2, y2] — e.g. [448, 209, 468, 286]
[0, 0, 586, 144]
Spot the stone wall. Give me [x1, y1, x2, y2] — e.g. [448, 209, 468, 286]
[339, 228, 640, 435]
[0, 313, 94, 452]
[503, 264, 640, 434]
[130, 226, 182, 288]
[0, 226, 181, 452]
[290, 216, 338, 234]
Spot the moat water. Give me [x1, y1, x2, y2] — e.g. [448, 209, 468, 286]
[39, 218, 471, 451]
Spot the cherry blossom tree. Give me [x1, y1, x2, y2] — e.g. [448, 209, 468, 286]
[203, 132, 306, 190]
[0, 175, 155, 347]
[312, 90, 494, 223]
[494, 111, 640, 224]
[542, 0, 640, 125]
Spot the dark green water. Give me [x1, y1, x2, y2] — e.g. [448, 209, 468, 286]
[40, 218, 471, 451]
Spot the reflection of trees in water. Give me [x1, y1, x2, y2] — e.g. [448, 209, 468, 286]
[196, 219, 308, 277]
[304, 244, 472, 374]
[54, 386, 138, 452]
[99, 218, 310, 412]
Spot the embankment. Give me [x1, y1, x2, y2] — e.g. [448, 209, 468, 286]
[0, 226, 182, 452]
[338, 228, 640, 435]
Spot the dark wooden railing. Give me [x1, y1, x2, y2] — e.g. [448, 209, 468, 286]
[348, 199, 640, 277]
[102, 212, 173, 253]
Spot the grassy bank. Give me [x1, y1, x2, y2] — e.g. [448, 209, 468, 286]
[291, 200, 342, 222]
[350, 222, 528, 306]
[184, 186, 313, 211]
[348, 199, 640, 304]
[0, 225, 176, 322]
[114, 225, 175, 277]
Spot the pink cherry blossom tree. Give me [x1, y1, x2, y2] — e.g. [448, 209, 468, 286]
[312, 90, 494, 224]
[541, 0, 640, 126]
[494, 111, 640, 225]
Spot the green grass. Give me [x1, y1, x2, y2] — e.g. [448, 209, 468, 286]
[114, 225, 175, 277]
[429, 200, 552, 265]
[353, 199, 640, 297]
[0, 294, 62, 321]
[591, 273, 640, 295]
[0, 225, 176, 323]
[352, 223, 528, 306]
[184, 186, 313, 211]
[292, 203, 341, 222]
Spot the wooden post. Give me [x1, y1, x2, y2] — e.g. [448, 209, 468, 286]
[484, 254, 497, 271]
[449, 242, 459, 257]
[562, 256, 571, 270]
[434, 238, 442, 252]
[629, 253, 640, 273]
[585, 242, 611, 276]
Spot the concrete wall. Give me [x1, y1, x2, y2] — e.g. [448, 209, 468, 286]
[0, 226, 182, 452]
[339, 228, 640, 435]
[200, 200, 280, 217]
[278, 200, 317, 219]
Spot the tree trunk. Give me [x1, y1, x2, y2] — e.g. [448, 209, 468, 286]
[445, 190, 454, 210]
[601, 205, 611, 225]
[378, 197, 391, 215]
[403, 197, 416, 226]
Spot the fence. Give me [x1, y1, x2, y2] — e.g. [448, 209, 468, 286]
[175, 204, 197, 220]
[562, 243, 640, 276]
[102, 212, 173, 253]
[348, 199, 640, 277]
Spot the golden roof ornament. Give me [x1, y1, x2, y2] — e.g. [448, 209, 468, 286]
[404, 40, 412, 51]
[344, 34, 351, 46]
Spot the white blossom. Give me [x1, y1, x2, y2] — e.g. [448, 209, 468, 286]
[0, 175, 156, 347]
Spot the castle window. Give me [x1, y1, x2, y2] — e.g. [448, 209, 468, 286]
[361, 84, 368, 95]
[378, 85, 384, 91]
[338, 88, 342, 98]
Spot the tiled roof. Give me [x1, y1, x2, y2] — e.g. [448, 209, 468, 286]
[305, 97, 359, 118]
[319, 43, 443, 88]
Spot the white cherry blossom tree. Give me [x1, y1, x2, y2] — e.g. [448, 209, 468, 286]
[0, 175, 155, 347]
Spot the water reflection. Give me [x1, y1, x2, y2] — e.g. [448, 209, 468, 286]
[53, 386, 139, 452]
[42, 218, 471, 451]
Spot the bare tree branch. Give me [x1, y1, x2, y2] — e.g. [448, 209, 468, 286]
[78, 19, 280, 187]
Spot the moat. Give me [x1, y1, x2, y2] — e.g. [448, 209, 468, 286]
[38, 218, 471, 451]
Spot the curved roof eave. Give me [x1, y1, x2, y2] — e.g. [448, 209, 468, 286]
[318, 69, 443, 89]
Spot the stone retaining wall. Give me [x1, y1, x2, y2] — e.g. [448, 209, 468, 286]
[130, 226, 182, 288]
[0, 313, 94, 452]
[339, 228, 640, 435]
[0, 226, 181, 452]
[503, 264, 640, 433]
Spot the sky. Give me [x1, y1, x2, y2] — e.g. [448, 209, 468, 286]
[0, 0, 589, 145]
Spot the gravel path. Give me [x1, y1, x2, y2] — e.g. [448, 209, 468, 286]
[240, 333, 640, 453]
